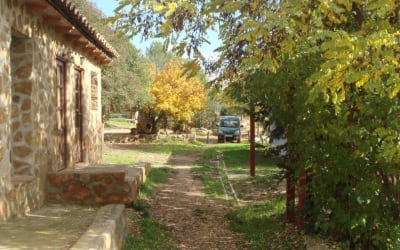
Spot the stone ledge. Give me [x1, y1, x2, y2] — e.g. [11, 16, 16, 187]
[70, 204, 126, 250]
[46, 163, 151, 205]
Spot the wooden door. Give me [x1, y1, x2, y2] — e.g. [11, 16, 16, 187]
[55, 59, 67, 171]
[74, 68, 83, 163]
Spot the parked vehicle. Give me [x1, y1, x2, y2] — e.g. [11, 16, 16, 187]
[217, 116, 242, 143]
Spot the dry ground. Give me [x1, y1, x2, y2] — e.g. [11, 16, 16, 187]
[120, 143, 251, 249]
[117, 141, 333, 250]
[149, 161, 246, 249]
[148, 154, 249, 249]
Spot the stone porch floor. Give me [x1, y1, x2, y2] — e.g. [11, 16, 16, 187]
[0, 204, 98, 250]
[0, 163, 151, 250]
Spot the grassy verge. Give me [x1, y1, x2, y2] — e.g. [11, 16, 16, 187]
[194, 143, 283, 199]
[140, 168, 170, 199]
[109, 141, 206, 250]
[105, 118, 133, 128]
[192, 164, 226, 199]
[227, 195, 305, 249]
[123, 216, 177, 250]
[207, 143, 280, 176]
[123, 167, 177, 250]
[102, 144, 141, 164]
[145, 139, 205, 155]
[105, 140, 304, 249]
[102, 141, 204, 165]
[103, 141, 204, 250]
[195, 142, 306, 249]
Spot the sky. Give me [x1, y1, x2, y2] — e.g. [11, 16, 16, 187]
[93, 0, 220, 59]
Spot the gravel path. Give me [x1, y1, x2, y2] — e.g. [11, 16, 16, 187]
[147, 156, 249, 250]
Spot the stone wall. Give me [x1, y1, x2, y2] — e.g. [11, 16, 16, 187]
[0, 0, 13, 220]
[47, 171, 138, 205]
[0, 0, 104, 220]
[46, 163, 151, 205]
[11, 35, 34, 176]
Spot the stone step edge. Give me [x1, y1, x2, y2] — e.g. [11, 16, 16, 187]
[70, 204, 127, 250]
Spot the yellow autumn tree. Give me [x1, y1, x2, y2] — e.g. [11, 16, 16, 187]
[149, 60, 206, 128]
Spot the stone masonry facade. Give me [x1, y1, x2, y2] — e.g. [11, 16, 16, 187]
[0, 0, 117, 220]
[46, 163, 151, 205]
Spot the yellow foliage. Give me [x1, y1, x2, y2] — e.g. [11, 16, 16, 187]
[148, 63, 157, 79]
[150, 61, 206, 122]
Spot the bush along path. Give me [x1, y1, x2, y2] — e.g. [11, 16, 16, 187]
[145, 154, 248, 249]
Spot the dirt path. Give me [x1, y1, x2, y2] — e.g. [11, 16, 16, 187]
[147, 155, 249, 250]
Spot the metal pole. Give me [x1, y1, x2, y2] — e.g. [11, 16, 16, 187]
[297, 171, 307, 229]
[250, 105, 255, 177]
[286, 172, 295, 223]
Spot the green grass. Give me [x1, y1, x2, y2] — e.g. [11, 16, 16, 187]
[123, 167, 178, 250]
[102, 144, 141, 164]
[227, 195, 305, 249]
[106, 141, 195, 250]
[227, 195, 285, 237]
[192, 143, 284, 201]
[197, 143, 282, 193]
[103, 140, 206, 249]
[192, 165, 226, 198]
[106, 140, 293, 249]
[105, 118, 134, 128]
[194, 143, 305, 249]
[140, 168, 170, 199]
[221, 143, 279, 175]
[123, 217, 178, 250]
[102, 141, 204, 165]
[146, 140, 205, 155]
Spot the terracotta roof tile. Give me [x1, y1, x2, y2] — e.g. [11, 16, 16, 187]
[48, 0, 119, 59]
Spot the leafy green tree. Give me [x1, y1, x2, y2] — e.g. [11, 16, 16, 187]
[113, 1, 400, 248]
[69, 0, 152, 118]
[191, 95, 221, 129]
[145, 41, 176, 72]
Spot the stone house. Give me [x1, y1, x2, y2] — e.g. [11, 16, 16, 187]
[0, 0, 118, 220]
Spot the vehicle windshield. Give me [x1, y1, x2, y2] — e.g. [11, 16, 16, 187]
[220, 119, 239, 128]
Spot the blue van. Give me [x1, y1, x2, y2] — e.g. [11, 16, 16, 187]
[217, 116, 242, 143]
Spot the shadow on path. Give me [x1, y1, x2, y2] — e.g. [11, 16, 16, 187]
[147, 155, 249, 250]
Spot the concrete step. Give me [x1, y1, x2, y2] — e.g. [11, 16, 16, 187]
[0, 204, 98, 249]
[71, 204, 127, 250]
[0, 203, 128, 250]
[46, 163, 151, 205]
